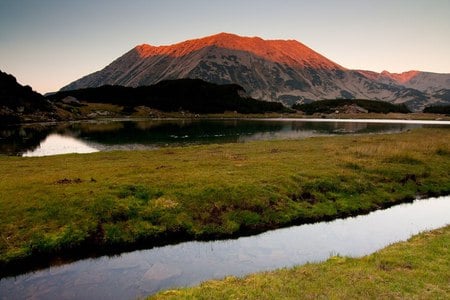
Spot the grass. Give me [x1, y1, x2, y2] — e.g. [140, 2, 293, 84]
[151, 225, 450, 299]
[0, 128, 449, 276]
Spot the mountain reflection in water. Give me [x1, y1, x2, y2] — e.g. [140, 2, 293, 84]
[0, 118, 447, 157]
[22, 134, 99, 157]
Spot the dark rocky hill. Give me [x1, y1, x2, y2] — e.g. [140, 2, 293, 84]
[0, 70, 54, 124]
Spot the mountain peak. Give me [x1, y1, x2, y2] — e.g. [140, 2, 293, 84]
[134, 32, 343, 70]
[381, 70, 421, 83]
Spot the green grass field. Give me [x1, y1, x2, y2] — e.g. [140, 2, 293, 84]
[151, 225, 450, 299]
[1, 128, 449, 275]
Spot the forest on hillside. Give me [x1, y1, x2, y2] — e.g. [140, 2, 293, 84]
[292, 99, 411, 114]
[49, 79, 287, 114]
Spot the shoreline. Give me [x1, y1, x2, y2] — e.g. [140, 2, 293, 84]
[150, 225, 450, 299]
[3, 111, 450, 128]
[8, 114, 450, 130]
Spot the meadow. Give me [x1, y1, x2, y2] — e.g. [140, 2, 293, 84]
[1, 128, 449, 275]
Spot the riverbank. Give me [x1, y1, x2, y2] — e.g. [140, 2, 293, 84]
[151, 225, 450, 299]
[1, 128, 449, 276]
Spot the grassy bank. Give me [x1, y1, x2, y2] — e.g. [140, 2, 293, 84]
[1, 128, 449, 276]
[151, 225, 450, 299]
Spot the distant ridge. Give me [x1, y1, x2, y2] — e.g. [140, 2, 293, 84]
[61, 33, 450, 111]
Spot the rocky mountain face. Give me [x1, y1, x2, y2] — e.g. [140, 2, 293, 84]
[61, 33, 450, 111]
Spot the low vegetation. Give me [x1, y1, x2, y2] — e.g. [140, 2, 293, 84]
[293, 99, 411, 114]
[0, 128, 449, 276]
[151, 225, 450, 299]
[423, 105, 450, 115]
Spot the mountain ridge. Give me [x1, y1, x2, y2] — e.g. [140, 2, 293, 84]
[134, 33, 345, 70]
[61, 33, 450, 111]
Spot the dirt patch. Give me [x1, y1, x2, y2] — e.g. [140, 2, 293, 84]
[55, 178, 96, 184]
[56, 178, 83, 184]
[270, 148, 280, 154]
[399, 174, 420, 186]
[292, 191, 317, 204]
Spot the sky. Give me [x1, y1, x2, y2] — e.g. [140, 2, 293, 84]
[1, 0, 449, 94]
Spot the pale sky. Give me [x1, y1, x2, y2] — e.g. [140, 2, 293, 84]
[1, 0, 449, 94]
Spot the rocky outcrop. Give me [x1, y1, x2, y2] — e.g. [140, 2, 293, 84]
[0, 70, 59, 125]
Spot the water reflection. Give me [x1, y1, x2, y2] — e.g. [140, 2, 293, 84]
[0, 125, 53, 156]
[0, 118, 447, 157]
[22, 134, 99, 157]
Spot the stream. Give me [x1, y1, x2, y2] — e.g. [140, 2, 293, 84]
[1, 196, 449, 299]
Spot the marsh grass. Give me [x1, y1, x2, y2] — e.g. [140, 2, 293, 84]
[0, 128, 449, 275]
[151, 225, 450, 299]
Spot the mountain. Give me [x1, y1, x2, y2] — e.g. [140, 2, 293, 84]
[61, 33, 450, 111]
[0, 70, 49, 111]
[0, 70, 54, 124]
[357, 70, 450, 93]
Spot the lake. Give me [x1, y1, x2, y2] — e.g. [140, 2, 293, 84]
[0, 196, 449, 299]
[1, 118, 449, 156]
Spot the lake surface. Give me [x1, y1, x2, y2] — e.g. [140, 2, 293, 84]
[1, 196, 449, 299]
[1, 118, 449, 157]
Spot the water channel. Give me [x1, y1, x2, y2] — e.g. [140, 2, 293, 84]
[1, 196, 449, 299]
